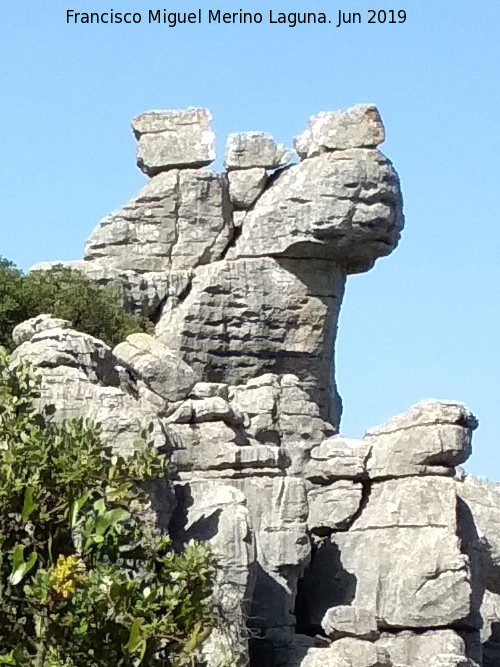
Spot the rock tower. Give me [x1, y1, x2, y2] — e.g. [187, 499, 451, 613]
[20, 106, 500, 666]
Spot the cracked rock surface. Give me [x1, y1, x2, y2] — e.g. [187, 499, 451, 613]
[19, 105, 496, 666]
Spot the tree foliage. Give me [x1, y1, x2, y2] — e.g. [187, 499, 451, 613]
[0, 258, 153, 351]
[0, 349, 217, 665]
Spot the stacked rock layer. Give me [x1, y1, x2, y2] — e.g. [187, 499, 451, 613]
[21, 107, 500, 666]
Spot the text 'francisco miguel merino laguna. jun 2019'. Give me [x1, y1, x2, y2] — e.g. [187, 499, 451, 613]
[65, 8, 408, 27]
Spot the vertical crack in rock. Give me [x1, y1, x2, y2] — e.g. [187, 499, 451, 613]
[17, 105, 492, 667]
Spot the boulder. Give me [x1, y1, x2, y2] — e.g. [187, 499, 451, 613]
[365, 401, 478, 479]
[113, 333, 196, 403]
[228, 167, 267, 208]
[225, 132, 292, 170]
[295, 105, 385, 158]
[333, 477, 474, 629]
[321, 605, 379, 641]
[307, 481, 364, 533]
[12, 313, 71, 347]
[377, 630, 479, 667]
[230, 148, 403, 272]
[132, 108, 215, 175]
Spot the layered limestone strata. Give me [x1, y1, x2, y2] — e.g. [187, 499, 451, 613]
[19, 106, 499, 666]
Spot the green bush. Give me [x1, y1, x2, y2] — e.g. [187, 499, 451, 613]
[0, 258, 153, 351]
[0, 349, 216, 666]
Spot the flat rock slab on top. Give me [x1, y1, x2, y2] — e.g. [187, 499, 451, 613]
[295, 104, 385, 158]
[132, 108, 216, 175]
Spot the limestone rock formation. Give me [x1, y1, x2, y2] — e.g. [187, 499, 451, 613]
[132, 108, 216, 175]
[18, 105, 498, 666]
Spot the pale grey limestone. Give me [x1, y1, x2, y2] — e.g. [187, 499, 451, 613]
[171, 480, 254, 665]
[167, 421, 282, 474]
[189, 381, 229, 400]
[157, 257, 346, 426]
[307, 481, 364, 533]
[132, 108, 215, 175]
[225, 132, 292, 170]
[333, 476, 474, 629]
[458, 477, 500, 585]
[230, 149, 403, 273]
[12, 328, 167, 455]
[19, 107, 494, 667]
[228, 167, 267, 208]
[113, 333, 197, 403]
[301, 638, 392, 667]
[321, 605, 379, 641]
[365, 401, 477, 479]
[84, 170, 232, 274]
[377, 630, 477, 667]
[12, 314, 71, 346]
[305, 436, 368, 483]
[295, 105, 385, 158]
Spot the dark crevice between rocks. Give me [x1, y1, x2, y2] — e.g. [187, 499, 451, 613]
[294, 540, 357, 638]
[456, 497, 485, 631]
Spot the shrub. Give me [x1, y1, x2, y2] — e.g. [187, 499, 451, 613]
[0, 258, 153, 351]
[0, 349, 216, 665]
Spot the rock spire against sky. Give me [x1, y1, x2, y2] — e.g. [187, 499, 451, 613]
[13, 105, 500, 666]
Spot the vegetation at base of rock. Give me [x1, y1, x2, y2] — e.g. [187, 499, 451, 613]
[0, 257, 153, 351]
[0, 348, 216, 665]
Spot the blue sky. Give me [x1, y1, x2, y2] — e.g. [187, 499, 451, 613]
[2, 0, 499, 478]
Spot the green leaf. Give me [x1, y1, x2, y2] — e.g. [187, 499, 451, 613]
[126, 618, 144, 654]
[9, 545, 37, 585]
[95, 508, 130, 537]
[69, 491, 91, 528]
[21, 487, 36, 522]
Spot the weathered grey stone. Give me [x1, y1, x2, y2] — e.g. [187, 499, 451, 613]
[167, 395, 246, 427]
[230, 476, 310, 630]
[13, 327, 119, 386]
[157, 257, 345, 426]
[307, 481, 364, 533]
[12, 314, 71, 347]
[228, 167, 267, 208]
[333, 477, 474, 629]
[12, 328, 167, 455]
[168, 421, 282, 474]
[305, 436, 368, 483]
[295, 105, 385, 158]
[301, 638, 392, 667]
[365, 401, 478, 479]
[458, 477, 500, 589]
[21, 107, 490, 667]
[232, 210, 247, 228]
[132, 108, 215, 175]
[171, 480, 254, 665]
[189, 381, 229, 400]
[225, 132, 292, 170]
[377, 630, 476, 667]
[113, 333, 196, 402]
[84, 170, 232, 274]
[230, 149, 403, 273]
[322, 605, 379, 641]
[480, 590, 500, 666]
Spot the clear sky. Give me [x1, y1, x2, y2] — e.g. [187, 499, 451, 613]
[2, 0, 499, 478]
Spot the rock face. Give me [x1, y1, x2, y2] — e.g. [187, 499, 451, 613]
[20, 105, 498, 666]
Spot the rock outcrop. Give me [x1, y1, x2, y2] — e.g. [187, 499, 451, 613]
[19, 105, 498, 666]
